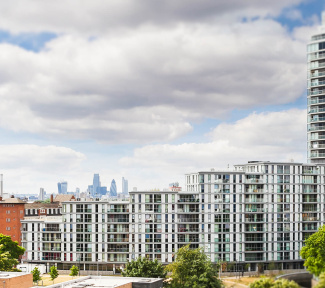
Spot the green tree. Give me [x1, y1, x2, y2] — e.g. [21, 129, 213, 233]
[69, 265, 79, 277]
[0, 249, 18, 271]
[300, 225, 325, 276]
[249, 278, 299, 288]
[122, 257, 166, 278]
[32, 267, 42, 283]
[165, 244, 222, 288]
[0, 234, 25, 259]
[49, 266, 58, 283]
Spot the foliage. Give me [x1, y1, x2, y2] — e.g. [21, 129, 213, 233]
[0, 235, 25, 271]
[0, 234, 25, 259]
[300, 225, 325, 276]
[69, 265, 79, 277]
[0, 249, 18, 271]
[165, 244, 222, 288]
[32, 267, 42, 282]
[268, 262, 276, 270]
[49, 266, 58, 282]
[249, 277, 299, 288]
[122, 257, 166, 278]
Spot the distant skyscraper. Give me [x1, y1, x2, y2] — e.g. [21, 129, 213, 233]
[110, 179, 117, 197]
[93, 174, 101, 197]
[100, 186, 107, 196]
[39, 188, 45, 201]
[122, 177, 128, 194]
[57, 181, 68, 194]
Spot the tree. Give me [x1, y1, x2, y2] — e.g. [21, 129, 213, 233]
[122, 257, 166, 278]
[165, 244, 222, 288]
[0, 234, 25, 259]
[32, 267, 42, 283]
[49, 266, 58, 283]
[249, 278, 300, 288]
[0, 249, 18, 271]
[300, 225, 325, 276]
[70, 265, 79, 277]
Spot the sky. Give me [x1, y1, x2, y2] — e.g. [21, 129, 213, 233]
[0, 0, 324, 194]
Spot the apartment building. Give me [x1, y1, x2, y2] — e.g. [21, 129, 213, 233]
[0, 197, 25, 244]
[22, 199, 130, 272]
[308, 11, 325, 163]
[184, 161, 324, 270]
[20, 161, 325, 272]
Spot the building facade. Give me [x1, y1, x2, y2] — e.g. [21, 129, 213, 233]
[122, 177, 128, 195]
[58, 181, 68, 194]
[110, 180, 117, 197]
[307, 12, 325, 163]
[20, 161, 325, 272]
[0, 197, 25, 245]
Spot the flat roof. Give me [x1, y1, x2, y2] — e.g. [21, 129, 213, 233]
[63, 276, 162, 288]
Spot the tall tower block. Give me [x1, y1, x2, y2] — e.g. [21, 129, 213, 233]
[308, 12, 325, 163]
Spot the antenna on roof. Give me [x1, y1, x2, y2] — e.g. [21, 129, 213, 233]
[0, 174, 3, 198]
[323, 11, 325, 26]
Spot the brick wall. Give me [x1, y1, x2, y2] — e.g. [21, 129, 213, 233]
[0, 203, 25, 245]
[0, 273, 33, 288]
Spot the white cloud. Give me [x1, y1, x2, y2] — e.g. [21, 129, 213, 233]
[0, 0, 304, 35]
[0, 145, 86, 194]
[0, 19, 308, 143]
[120, 109, 306, 189]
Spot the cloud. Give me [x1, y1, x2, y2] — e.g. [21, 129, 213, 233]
[0, 145, 86, 194]
[0, 19, 308, 143]
[0, 0, 304, 35]
[0, 144, 85, 171]
[120, 109, 306, 189]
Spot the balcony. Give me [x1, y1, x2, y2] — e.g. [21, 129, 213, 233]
[107, 209, 129, 213]
[310, 71, 325, 78]
[178, 198, 199, 203]
[302, 216, 318, 221]
[309, 89, 325, 96]
[309, 107, 325, 114]
[107, 229, 129, 233]
[107, 238, 129, 243]
[245, 179, 263, 184]
[246, 189, 264, 193]
[42, 238, 61, 242]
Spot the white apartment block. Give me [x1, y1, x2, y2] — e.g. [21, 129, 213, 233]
[21, 161, 325, 272]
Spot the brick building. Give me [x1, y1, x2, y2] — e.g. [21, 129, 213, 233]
[0, 197, 26, 244]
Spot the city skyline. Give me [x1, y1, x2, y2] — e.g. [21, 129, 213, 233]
[0, 1, 324, 194]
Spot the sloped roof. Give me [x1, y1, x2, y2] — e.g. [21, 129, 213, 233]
[0, 198, 26, 204]
[25, 202, 60, 209]
[54, 194, 75, 203]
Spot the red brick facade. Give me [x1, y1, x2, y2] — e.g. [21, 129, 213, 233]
[0, 198, 25, 245]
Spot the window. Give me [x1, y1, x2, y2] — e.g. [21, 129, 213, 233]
[6, 210, 10, 214]
[6, 227, 10, 231]
[6, 218, 10, 222]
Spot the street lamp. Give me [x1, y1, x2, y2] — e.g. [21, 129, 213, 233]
[77, 253, 81, 277]
[97, 258, 100, 276]
[218, 257, 222, 280]
[235, 259, 238, 279]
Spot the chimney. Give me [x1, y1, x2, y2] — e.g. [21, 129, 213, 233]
[0, 174, 3, 198]
[50, 194, 53, 203]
